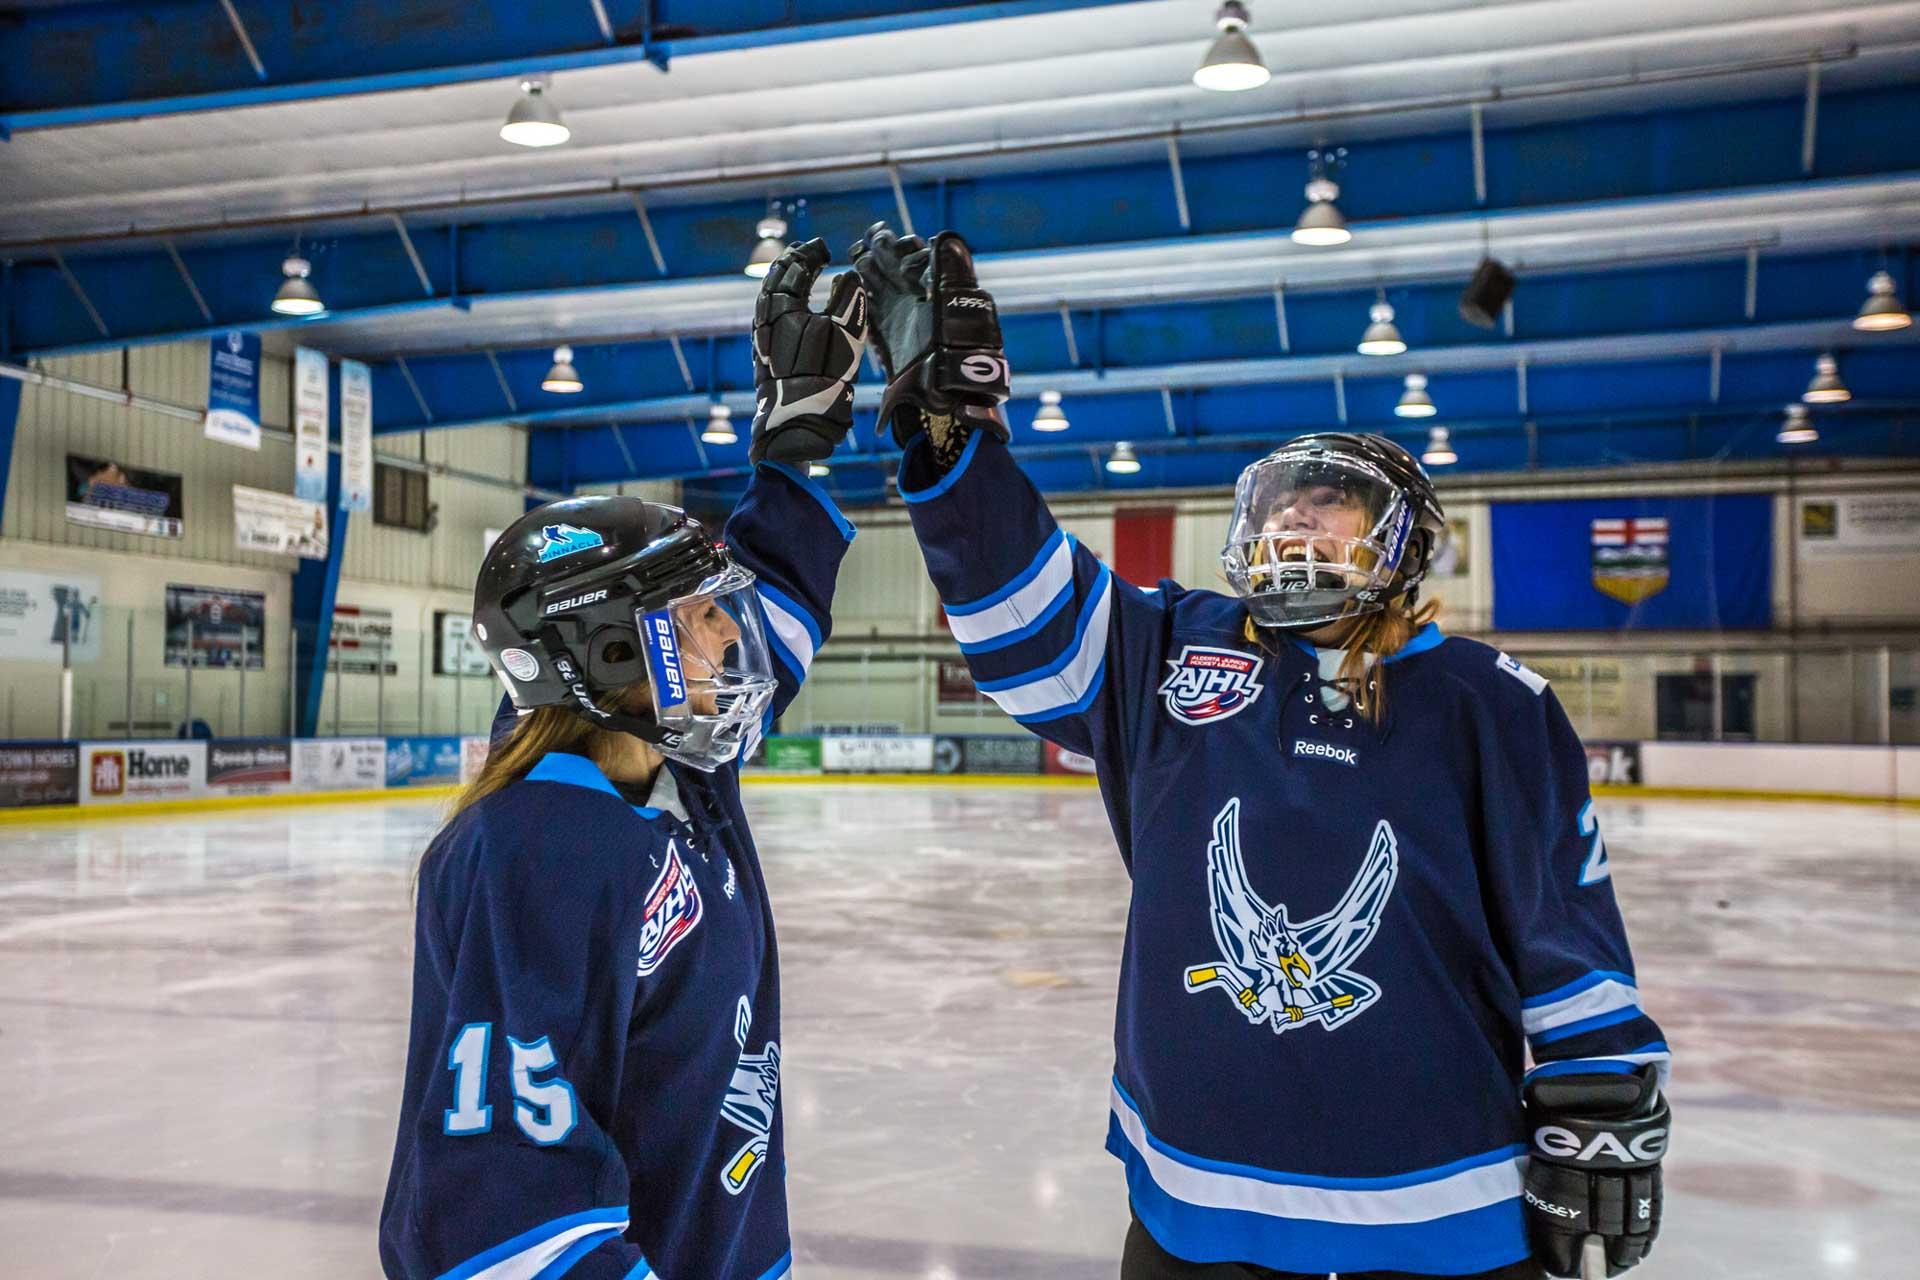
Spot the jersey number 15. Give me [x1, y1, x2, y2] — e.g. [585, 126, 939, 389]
[443, 1022, 579, 1145]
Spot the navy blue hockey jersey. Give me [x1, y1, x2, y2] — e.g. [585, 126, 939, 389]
[380, 461, 854, 1280]
[900, 433, 1670, 1276]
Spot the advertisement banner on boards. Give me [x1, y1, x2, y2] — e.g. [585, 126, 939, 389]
[387, 736, 464, 787]
[1043, 741, 1098, 776]
[164, 585, 266, 670]
[760, 736, 823, 771]
[206, 740, 293, 795]
[1797, 492, 1920, 555]
[460, 736, 490, 785]
[820, 736, 935, 773]
[204, 330, 263, 450]
[66, 454, 185, 539]
[233, 484, 329, 560]
[79, 741, 207, 804]
[330, 604, 397, 675]
[292, 738, 386, 791]
[0, 569, 103, 663]
[0, 743, 81, 807]
[339, 359, 373, 512]
[293, 346, 330, 503]
[434, 611, 489, 676]
[1583, 740, 1642, 788]
[960, 735, 1045, 775]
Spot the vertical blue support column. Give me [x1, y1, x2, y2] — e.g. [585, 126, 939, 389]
[291, 365, 352, 737]
[0, 376, 21, 531]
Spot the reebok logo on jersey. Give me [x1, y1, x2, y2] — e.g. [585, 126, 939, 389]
[1292, 739, 1358, 767]
[1159, 646, 1265, 726]
[636, 839, 703, 977]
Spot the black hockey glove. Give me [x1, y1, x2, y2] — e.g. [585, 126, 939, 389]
[848, 221, 1010, 460]
[1523, 1065, 1668, 1277]
[749, 237, 868, 466]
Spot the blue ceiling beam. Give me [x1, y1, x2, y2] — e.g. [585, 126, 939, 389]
[532, 345, 1920, 492]
[0, 0, 1142, 134]
[351, 248, 1912, 436]
[9, 84, 1919, 356]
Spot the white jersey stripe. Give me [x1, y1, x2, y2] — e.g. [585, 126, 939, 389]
[1521, 977, 1640, 1036]
[981, 574, 1113, 718]
[758, 589, 816, 678]
[945, 533, 1076, 646]
[462, 1218, 630, 1280]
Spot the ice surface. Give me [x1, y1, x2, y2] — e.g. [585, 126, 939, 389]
[1, 787, 1915, 1279]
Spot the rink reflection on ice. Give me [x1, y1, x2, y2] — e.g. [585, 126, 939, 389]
[0, 786, 1915, 1279]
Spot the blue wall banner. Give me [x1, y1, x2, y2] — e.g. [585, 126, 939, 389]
[1491, 494, 1773, 630]
[204, 330, 262, 449]
[386, 736, 464, 787]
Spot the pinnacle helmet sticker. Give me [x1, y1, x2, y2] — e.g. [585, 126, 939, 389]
[1158, 645, 1266, 726]
[537, 523, 605, 563]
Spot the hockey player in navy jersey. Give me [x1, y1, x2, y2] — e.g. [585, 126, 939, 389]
[379, 239, 869, 1280]
[829, 223, 1671, 1280]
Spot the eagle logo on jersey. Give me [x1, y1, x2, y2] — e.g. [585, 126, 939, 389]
[1184, 798, 1398, 1034]
[720, 996, 780, 1196]
[1158, 646, 1265, 726]
[635, 839, 703, 977]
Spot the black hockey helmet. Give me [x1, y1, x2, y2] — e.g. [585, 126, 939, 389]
[1222, 432, 1447, 630]
[472, 496, 777, 769]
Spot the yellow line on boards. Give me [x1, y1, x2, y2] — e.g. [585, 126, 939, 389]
[0, 786, 461, 826]
[742, 772, 1100, 787]
[1592, 783, 1920, 808]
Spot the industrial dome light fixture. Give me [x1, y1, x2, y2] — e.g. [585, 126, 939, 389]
[701, 402, 737, 445]
[1802, 352, 1851, 404]
[1193, 1, 1270, 92]
[1358, 296, 1407, 356]
[1106, 441, 1142, 475]
[1032, 389, 1070, 432]
[500, 79, 570, 148]
[270, 255, 324, 316]
[1853, 270, 1913, 332]
[1776, 404, 1818, 445]
[1292, 147, 1351, 247]
[1420, 425, 1457, 467]
[1394, 373, 1436, 418]
[745, 211, 789, 279]
[541, 345, 584, 394]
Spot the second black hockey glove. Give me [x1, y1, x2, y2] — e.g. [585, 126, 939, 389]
[749, 237, 868, 466]
[1523, 1064, 1668, 1277]
[848, 221, 1010, 454]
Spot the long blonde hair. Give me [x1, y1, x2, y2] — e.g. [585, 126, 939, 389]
[446, 683, 654, 820]
[1245, 595, 1441, 726]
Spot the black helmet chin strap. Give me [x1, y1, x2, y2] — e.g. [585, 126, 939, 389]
[538, 624, 688, 752]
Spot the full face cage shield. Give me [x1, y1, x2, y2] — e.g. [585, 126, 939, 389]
[636, 563, 778, 768]
[1222, 446, 1418, 629]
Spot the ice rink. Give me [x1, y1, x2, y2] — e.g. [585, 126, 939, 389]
[2, 783, 1915, 1280]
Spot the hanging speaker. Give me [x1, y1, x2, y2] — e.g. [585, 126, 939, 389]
[1459, 257, 1515, 329]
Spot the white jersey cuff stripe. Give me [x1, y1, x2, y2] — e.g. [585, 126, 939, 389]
[945, 531, 1074, 642]
[979, 571, 1112, 718]
[1520, 977, 1640, 1036]
[757, 589, 817, 679]
[1110, 1082, 1522, 1226]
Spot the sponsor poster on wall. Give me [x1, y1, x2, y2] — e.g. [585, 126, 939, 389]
[936, 659, 992, 708]
[330, 604, 397, 675]
[1797, 492, 1920, 555]
[387, 736, 464, 787]
[1525, 657, 1627, 718]
[433, 611, 489, 676]
[165, 585, 266, 669]
[206, 740, 293, 796]
[232, 484, 329, 560]
[292, 738, 386, 791]
[1490, 495, 1772, 630]
[80, 741, 207, 804]
[339, 358, 373, 512]
[0, 569, 103, 663]
[0, 743, 81, 807]
[66, 454, 185, 539]
[204, 330, 263, 449]
[1044, 742, 1098, 775]
[460, 736, 491, 785]
[293, 346, 330, 503]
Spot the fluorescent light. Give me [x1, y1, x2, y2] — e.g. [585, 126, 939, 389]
[745, 214, 788, 279]
[1420, 426, 1456, 466]
[1358, 299, 1406, 356]
[1193, 2, 1270, 92]
[1032, 389, 1070, 432]
[807, 460, 831, 478]
[1777, 405, 1818, 444]
[1106, 441, 1142, 475]
[541, 345, 583, 394]
[1395, 373, 1436, 418]
[500, 80, 570, 148]
[270, 256, 324, 316]
[701, 402, 737, 445]
[1802, 352, 1850, 404]
[1292, 176, 1350, 247]
[1854, 270, 1912, 332]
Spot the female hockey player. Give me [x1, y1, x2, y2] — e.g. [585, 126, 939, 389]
[842, 223, 1671, 1280]
[378, 239, 868, 1280]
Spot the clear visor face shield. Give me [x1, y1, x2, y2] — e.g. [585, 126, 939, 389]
[636, 563, 778, 769]
[1221, 451, 1416, 629]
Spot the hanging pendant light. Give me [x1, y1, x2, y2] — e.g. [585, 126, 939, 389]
[1106, 441, 1142, 475]
[1776, 405, 1818, 445]
[1193, 1, 1270, 92]
[807, 460, 831, 478]
[1358, 298, 1406, 356]
[1420, 425, 1457, 466]
[1853, 270, 1912, 332]
[745, 212, 789, 279]
[701, 402, 737, 445]
[1395, 373, 1436, 418]
[1032, 389, 1070, 432]
[541, 345, 584, 393]
[271, 255, 324, 316]
[500, 79, 570, 148]
[1802, 352, 1850, 404]
[1292, 171, 1352, 247]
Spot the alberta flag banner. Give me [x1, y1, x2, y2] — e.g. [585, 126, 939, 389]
[1491, 494, 1772, 630]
